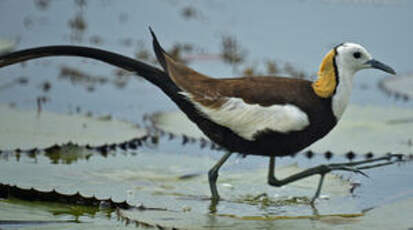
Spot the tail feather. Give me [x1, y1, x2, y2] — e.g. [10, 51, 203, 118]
[0, 44, 186, 106]
[149, 27, 168, 71]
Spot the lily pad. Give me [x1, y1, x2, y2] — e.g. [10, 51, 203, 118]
[4, 192, 413, 230]
[0, 146, 357, 226]
[0, 150, 352, 202]
[149, 104, 413, 156]
[344, 196, 413, 230]
[308, 105, 413, 155]
[117, 200, 363, 230]
[379, 74, 413, 101]
[0, 183, 131, 210]
[0, 38, 16, 55]
[0, 105, 147, 150]
[0, 198, 136, 230]
[150, 111, 207, 139]
[117, 191, 413, 230]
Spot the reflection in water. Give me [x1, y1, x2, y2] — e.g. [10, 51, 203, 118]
[0, 136, 154, 164]
[0, 186, 117, 217]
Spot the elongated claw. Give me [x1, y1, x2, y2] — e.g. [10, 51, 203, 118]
[268, 153, 412, 205]
[334, 166, 369, 178]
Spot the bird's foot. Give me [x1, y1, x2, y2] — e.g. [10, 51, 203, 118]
[310, 154, 407, 204]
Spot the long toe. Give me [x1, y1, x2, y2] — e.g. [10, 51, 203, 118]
[330, 165, 369, 177]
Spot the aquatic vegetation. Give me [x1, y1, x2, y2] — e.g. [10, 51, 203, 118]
[379, 74, 413, 101]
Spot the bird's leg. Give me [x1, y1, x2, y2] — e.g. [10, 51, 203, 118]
[267, 154, 404, 204]
[267, 156, 279, 185]
[208, 151, 233, 202]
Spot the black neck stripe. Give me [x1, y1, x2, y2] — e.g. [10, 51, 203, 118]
[332, 45, 340, 95]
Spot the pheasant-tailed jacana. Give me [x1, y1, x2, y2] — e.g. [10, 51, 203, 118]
[0, 28, 399, 204]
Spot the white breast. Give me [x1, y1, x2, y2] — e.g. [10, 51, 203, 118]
[332, 63, 356, 120]
[332, 79, 352, 120]
[191, 97, 310, 141]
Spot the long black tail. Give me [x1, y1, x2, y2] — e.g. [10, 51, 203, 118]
[0, 45, 178, 95]
[0, 42, 227, 143]
[0, 44, 197, 115]
[0, 44, 195, 119]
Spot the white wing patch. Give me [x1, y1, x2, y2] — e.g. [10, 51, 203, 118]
[189, 96, 310, 141]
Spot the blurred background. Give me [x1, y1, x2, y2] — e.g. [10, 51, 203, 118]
[1, 0, 412, 117]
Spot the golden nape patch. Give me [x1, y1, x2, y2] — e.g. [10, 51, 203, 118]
[312, 49, 337, 98]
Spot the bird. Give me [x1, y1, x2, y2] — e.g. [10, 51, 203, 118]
[0, 28, 399, 205]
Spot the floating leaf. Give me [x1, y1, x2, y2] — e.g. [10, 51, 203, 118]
[0, 183, 131, 210]
[309, 105, 413, 155]
[0, 105, 147, 150]
[345, 196, 413, 229]
[115, 161, 358, 229]
[150, 111, 206, 139]
[0, 135, 151, 164]
[0, 198, 137, 230]
[116, 190, 413, 230]
[0, 38, 16, 55]
[117, 200, 363, 230]
[0, 148, 356, 227]
[379, 74, 413, 101]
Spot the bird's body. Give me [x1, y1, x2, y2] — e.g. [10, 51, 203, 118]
[0, 29, 398, 205]
[152, 39, 358, 158]
[171, 75, 337, 157]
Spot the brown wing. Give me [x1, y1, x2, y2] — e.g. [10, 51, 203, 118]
[150, 31, 329, 141]
[150, 29, 318, 110]
[163, 53, 317, 110]
[206, 77, 317, 108]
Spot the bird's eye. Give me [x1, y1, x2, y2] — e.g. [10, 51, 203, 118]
[353, 52, 362, 59]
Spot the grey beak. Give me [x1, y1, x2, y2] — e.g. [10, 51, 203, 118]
[365, 59, 396, 75]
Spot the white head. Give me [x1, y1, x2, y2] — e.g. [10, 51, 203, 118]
[313, 42, 396, 120]
[335, 42, 396, 76]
